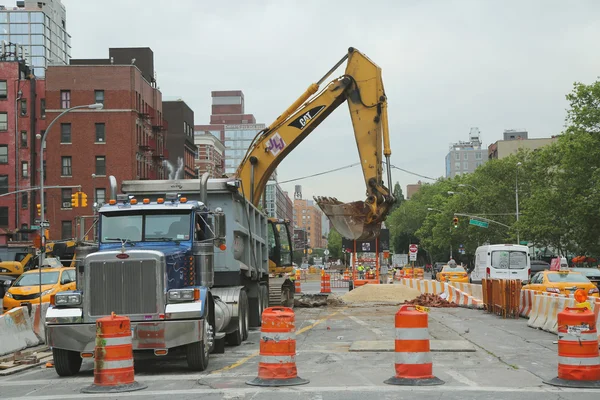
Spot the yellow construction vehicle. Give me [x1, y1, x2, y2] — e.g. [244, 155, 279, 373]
[235, 47, 395, 303]
[268, 218, 294, 277]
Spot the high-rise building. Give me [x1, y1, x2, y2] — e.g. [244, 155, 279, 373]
[293, 198, 325, 249]
[0, 0, 71, 77]
[196, 90, 275, 178]
[488, 129, 558, 159]
[0, 48, 45, 243]
[445, 127, 488, 178]
[194, 129, 224, 178]
[163, 99, 196, 179]
[263, 181, 293, 222]
[44, 47, 166, 240]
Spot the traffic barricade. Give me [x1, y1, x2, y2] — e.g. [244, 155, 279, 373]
[247, 307, 308, 387]
[320, 274, 332, 293]
[82, 313, 146, 393]
[404, 268, 413, 279]
[384, 305, 444, 386]
[544, 298, 600, 388]
[294, 279, 301, 294]
[414, 268, 424, 280]
[482, 279, 521, 318]
[329, 270, 349, 288]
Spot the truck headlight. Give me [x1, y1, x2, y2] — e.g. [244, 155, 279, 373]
[168, 288, 197, 303]
[54, 292, 82, 306]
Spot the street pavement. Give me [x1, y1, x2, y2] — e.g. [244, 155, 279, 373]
[0, 301, 596, 400]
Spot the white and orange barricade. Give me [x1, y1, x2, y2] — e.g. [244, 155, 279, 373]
[82, 313, 146, 393]
[320, 274, 331, 294]
[247, 307, 308, 387]
[544, 296, 600, 388]
[294, 279, 301, 294]
[343, 269, 350, 281]
[384, 305, 444, 386]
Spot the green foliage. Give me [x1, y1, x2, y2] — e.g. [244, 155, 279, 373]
[391, 182, 405, 212]
[327, 229, 342, 259]
[385, 78, 600, 260]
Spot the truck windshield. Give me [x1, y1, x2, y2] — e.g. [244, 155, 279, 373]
[491, 250, 528, 269]
[101, 210, 192, 243]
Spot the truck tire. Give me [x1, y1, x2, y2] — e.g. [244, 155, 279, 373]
[226, 290, 248, 345]
[52, 348, 82, 377]
[187, 305, 213, 371]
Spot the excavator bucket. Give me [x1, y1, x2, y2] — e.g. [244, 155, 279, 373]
[314, 197, 383, 241]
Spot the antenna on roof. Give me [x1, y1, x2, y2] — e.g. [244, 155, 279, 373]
[110, 56, 114, 64]
[131, 58, 136, 65]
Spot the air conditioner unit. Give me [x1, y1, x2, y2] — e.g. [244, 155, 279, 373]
[62, 201, 71, 208]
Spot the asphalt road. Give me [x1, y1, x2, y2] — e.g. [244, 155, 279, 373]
[0, 301, 595, 399]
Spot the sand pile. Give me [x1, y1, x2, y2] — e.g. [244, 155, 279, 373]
[341, 284, 421, 304]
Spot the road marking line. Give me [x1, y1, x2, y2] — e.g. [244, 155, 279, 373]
[346, 314, 384, 336]
[209, 307, 347, 374]
[444, 369, 478, 387]
[4, 384, 600, 399]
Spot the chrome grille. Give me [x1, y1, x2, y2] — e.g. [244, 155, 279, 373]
[88, 259, 159, 316]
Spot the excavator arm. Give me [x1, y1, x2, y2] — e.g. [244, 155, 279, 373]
[235, 47, 395, 240]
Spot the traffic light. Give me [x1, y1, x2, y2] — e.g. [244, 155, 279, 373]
[453, 217, 459, 228]
[80, 192, 88, 207]
[71, 192, 79, 208]
[36, 203, 41, 216]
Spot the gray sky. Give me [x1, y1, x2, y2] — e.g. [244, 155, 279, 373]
[61, 0, 600, 203]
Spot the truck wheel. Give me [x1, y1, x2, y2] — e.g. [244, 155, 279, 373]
[187, 306, 213, 371]
[226, 290, 248, 345]
[52, 348, 82, 377]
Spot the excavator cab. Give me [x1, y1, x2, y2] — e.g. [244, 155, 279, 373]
[267, 219, 294, 276]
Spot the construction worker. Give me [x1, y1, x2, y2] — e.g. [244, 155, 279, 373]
[358, 264, 365, 279]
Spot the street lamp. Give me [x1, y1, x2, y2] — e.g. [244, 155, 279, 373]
[37, 103, 103, 305]
[458, 184, 479, 192]
[515, 162, 522, 243]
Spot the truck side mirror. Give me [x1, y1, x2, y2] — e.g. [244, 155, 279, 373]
[213, 208, 226, 246]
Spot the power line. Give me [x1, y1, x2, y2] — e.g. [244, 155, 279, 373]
[278, 163, 360, 184]
[385, 163, 437, 181]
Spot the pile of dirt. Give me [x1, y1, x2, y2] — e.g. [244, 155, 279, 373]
[404, 293, 458, 308]
[341, 284, 421, 304]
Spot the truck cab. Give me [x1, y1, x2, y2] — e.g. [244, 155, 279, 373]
[45, 193, 231, 376]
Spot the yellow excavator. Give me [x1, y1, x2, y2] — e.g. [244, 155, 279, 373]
[235, 47, 395, 303]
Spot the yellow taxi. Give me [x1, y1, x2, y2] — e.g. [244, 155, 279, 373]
[436, 264, 469, 283]
[523, 269, 600, 297]
[2, 267, 76, 312]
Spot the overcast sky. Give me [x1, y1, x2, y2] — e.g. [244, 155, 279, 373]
[60, 0, 600, 203]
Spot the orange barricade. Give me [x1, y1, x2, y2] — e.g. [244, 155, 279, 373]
[294, 280, 301, 294]
[247, 307, 308, 387]
[343, 269, 350, 281]
[404, 268, 413, 279]
[414, 268, 424, 280]
[385, 305, 444, 386]
[545, 307, 600, 388]
[82, 313, 146, 393]
[482, 279, 521, 318]
[320, 274, 331, 294]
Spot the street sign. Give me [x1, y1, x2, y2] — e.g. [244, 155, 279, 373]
[469, 219, 489, 228]
[30, 225, 40, 230]
[324, 249, 330, 255]
[519, 241, 529, 246]
[40, 221, 50, 228]
[409, 244, 418, 254]
[409, 253, 417, 261]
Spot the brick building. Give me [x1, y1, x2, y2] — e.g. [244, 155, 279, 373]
[163, 99, 196, 179]
[293, 198, 325, 249]
[0, 54, 45, 243]
[44, 48, 166, 239]
[193, 129, 224, 178]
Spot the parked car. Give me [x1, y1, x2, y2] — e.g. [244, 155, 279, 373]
[0, 274, 16, 300]
[432, 262, 446, 279]
[571, 267, 600, 287]
[523, 270, 599, 297]
[436, 264, 469, 283]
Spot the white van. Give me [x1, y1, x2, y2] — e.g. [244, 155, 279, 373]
[471, 244, 530, 283]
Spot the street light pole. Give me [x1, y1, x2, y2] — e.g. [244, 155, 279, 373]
[515, 162, 522, 244]
[38, 103, 103, 307]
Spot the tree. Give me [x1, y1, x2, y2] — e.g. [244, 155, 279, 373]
[327, 228, 342, 259]
[391, 182, 405, 212]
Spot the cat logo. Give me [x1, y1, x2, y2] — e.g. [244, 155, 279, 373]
[288, 106, 326, 130]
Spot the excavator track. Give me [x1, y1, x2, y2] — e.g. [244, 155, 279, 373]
[268, 277, 294, 308]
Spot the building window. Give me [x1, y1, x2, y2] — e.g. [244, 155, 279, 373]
[60, 123, 71, 143]
[61, 188, 72, 209]
[96, 188, 106, 206]
[463, 162, 469, 170]
[21, 192, 27, 209]
[0, 145, 7, 164]
[20, 98, 27, 116]
[455, 153, 460, 161]
[475, 152, 482, 160]
[0, 175, 7, 195]
[61, 220, 72, 240]
[94, 90, 104, 105]
[60, 90, 71, 109]
[20, 131, 27, 147]
[0, 80, 6, 99]
[95, 156, 106, 176]
[0, 112, 7, 131]
[454, 162, 460, 170]
[0, 207, 7, 227]
[464, 153, 468, 160]
[61, 156, 72, 176]
[95, 123, 105, 142]
[40, 98, 46, 118]
[21, 161, 28, 178]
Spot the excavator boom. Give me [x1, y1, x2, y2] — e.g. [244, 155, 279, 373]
[235, 47, 395, 240]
